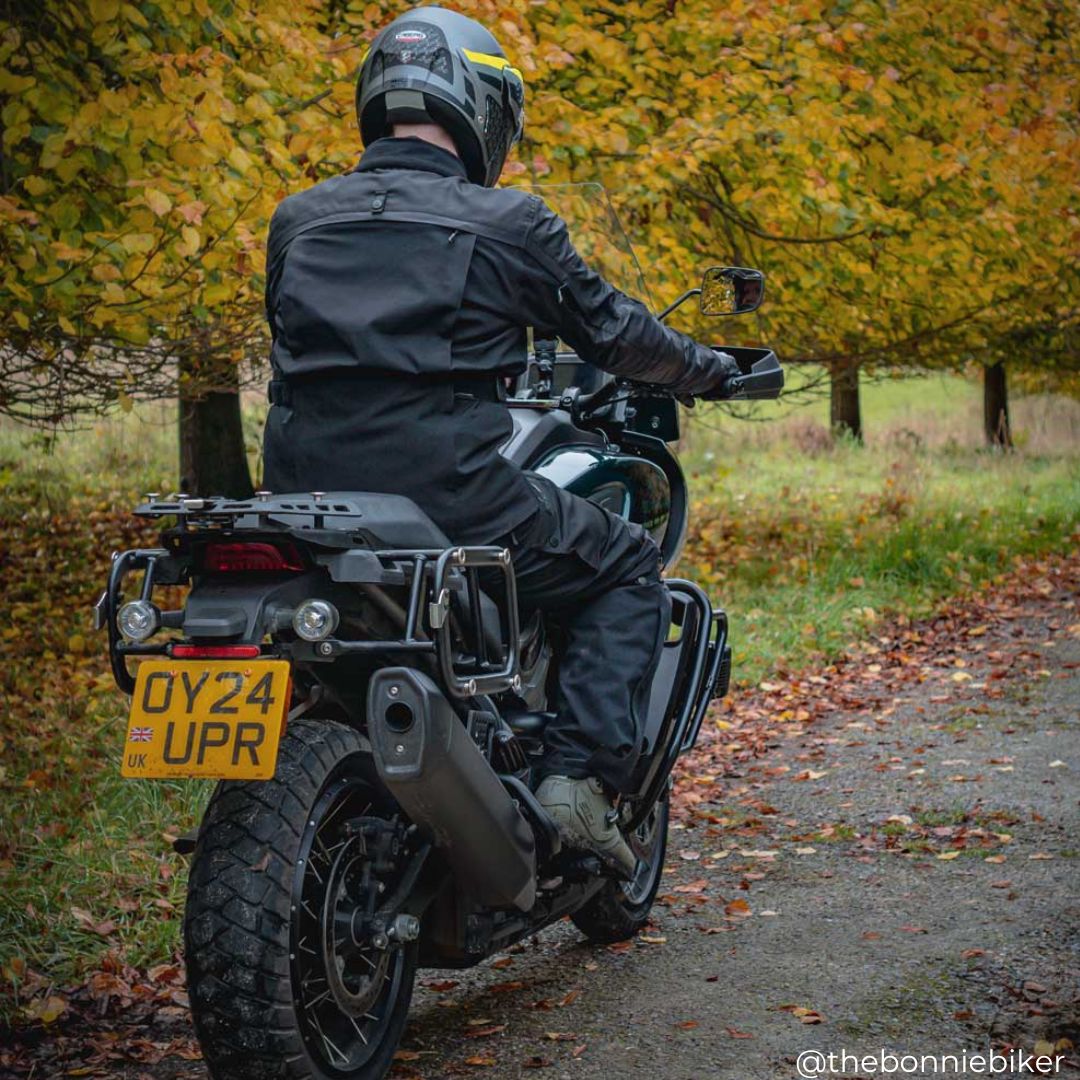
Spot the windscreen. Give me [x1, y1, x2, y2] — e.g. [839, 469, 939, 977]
[526, 182, 653, 311]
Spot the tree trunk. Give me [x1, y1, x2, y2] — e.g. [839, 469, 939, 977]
[829, 360, 862, 442]
[178, 358, 254, 497]
[983, 362, 1012, 449]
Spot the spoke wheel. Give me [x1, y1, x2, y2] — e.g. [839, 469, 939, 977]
[621, 799, 665, 906]
[292, 778, 411, 1075]
[185, 719, 417, 1080]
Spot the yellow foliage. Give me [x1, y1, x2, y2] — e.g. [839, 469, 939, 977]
[0, 0, 1077, 422]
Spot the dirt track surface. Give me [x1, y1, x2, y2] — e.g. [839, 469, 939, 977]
[5, 556, 1078, 1080]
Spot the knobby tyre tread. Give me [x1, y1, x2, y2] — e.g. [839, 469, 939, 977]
[183, 718, 415, 1080]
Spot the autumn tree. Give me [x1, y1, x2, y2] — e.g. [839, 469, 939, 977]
[514, 0, 1080, 441]
[0, 0, 359, 493]
[2, 0, 1076, 471]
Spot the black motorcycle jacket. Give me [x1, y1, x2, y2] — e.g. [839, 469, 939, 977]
[263, 137, 732, 543]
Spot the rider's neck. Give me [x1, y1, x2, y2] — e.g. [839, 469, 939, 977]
[390, 123, 459, 158]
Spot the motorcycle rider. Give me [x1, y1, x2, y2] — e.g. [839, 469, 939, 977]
[262, 6, 739, 874]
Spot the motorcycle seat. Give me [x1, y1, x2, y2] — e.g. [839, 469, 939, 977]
[250, 491, 453, 550]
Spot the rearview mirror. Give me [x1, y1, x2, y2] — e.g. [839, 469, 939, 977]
[700, 266, 765, 316]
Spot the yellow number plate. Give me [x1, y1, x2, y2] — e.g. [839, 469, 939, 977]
[122, 659, 290, 780]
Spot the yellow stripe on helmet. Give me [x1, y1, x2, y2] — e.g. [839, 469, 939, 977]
[462, 48, 523, 83]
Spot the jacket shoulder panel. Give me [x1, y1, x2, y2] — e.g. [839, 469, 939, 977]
[269, 172, 543, 265]
[269, 173, 353, 235]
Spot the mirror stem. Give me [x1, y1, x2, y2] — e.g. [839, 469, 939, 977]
[656, 288, 701, 322]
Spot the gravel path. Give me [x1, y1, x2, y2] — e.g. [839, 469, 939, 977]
[6, 560, 1077, 1080]
[391, 567, 1079, 1079]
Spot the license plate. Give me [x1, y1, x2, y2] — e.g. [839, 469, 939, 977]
[122, 659, 290, 780]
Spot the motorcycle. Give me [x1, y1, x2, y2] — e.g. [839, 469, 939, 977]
[96, 185, 783, 1080]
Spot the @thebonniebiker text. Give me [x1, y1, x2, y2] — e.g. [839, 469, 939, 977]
[796, 1048, 1068, 1078]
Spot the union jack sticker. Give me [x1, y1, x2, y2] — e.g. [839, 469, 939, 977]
[129, 727, 154, 743]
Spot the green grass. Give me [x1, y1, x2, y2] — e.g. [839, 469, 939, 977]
[681, 442, 1078, 685]
[0, 371, 1077, 1018]
[678, 370, 1080, 684]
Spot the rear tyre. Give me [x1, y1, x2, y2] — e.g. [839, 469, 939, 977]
[570, 791, 669, 944]
[184, 718, 416, 1080]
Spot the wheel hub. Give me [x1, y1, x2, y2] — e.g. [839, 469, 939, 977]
[319, 835, 392, 1017]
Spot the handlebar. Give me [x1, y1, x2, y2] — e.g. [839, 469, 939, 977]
[561, 379, 624, 422]
[521, 346, 783, 420]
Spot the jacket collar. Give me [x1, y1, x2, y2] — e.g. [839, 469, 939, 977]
[355, 137, 467, 180]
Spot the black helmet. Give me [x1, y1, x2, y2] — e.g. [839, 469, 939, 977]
[356, 6, 525, 187]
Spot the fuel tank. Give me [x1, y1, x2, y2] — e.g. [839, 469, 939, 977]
[532, 446, 670, 547]
[501, 407, 674, 551]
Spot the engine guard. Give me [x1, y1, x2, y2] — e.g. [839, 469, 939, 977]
[625, 579, 729, 826]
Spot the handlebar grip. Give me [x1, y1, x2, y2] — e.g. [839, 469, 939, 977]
[698, 374, 740, 402]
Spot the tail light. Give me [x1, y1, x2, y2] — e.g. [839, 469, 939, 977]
[201, 541, 304, 573]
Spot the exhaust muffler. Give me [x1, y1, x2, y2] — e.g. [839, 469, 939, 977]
[368, 668, 536, 912]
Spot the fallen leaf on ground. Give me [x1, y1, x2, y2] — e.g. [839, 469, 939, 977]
[22, 995, 67, 1024]
[464, 1025, 507, 1039]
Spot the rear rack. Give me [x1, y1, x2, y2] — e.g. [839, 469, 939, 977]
[101, 493, 521, 699]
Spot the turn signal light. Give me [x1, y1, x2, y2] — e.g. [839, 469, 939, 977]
[117, 600, 160, 642]
[292, 600, 339, 642]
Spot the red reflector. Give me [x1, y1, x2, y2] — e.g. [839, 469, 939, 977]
[172, 645, 262, 659]
[202, 541, 303, 573]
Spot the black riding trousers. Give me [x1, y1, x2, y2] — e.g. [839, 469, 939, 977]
[506, 475, 672, 794]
